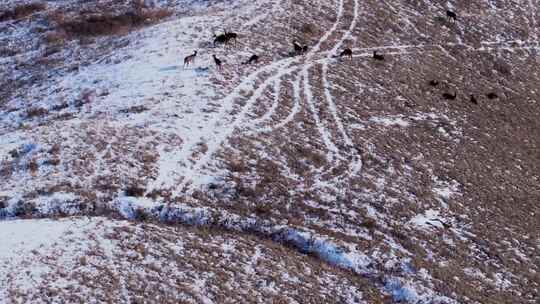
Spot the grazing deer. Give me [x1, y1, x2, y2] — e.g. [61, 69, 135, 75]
[429, 80, 439, 87]
[442, 92, 457, 100]
[339, 48, 353, 60]
[486, 92, 498, 99]
[470, 94, 478, 104]
[224, 30, 238, 46]
[213, 54, 223, 70]
[213, 33, 228, 47]
[242, 54, 259, 65]
[373, 50, 384, 61]
[183, 50, 197, 68]
[446, 10, 457, 22]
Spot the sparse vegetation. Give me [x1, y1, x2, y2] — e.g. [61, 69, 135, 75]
[0, 2, 47, 22]
[26, 107, 49, 118]
[124, 186, 146, 197]
[57, 9, 172, 37]
[0, 0, 538, 302]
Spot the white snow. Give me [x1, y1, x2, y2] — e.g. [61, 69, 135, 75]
[370, 116, 411, 127]
[409, 209, 446, 230]
[0, 218, 73, 261]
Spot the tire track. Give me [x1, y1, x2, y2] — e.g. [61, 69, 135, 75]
[248, 79, 282, 127]
[152, 0, 540, 197]
[318, 0, 362, 184]
[250, 73, 302, 133]
[299, 0, 351, 167]
[168, 0, 350, 194]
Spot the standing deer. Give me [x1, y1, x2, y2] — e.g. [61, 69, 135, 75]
[213, 33, 228, 47]
[373, 51, 385, 61]
[442, 92, 457, 100]
[213, 54, 223, 70]
[446, 10, 457, 22]
[224, 30, 238, 46]
[293, 40, 303, 55]
[486, 92, 498, 99]
[242, 54, 259, 65]
[341, 48, 353, 59]
[470, 94, 478, 104]
[183, 50, 197, 68]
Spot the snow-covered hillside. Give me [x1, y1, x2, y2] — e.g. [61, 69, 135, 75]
[1, 0, 539, 303]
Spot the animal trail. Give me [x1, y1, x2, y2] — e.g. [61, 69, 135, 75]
[152, 0, 540, 197]
[168, 0, 352, 194]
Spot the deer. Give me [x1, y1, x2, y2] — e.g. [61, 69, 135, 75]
[242, 54, 259, 65]
[429, 80, 439, 87]
[183, 50, 197, 68]
[335, 48, 352, 60]
[213, 33, 228, 47]
[470, 94, 478, 104]
[213, 54, 223, 70]
[373, 50, 384, 61]
[293, 40, 304, 55]
[224, 30, 238, 46]
[446, 10, 457, 22]
[486, 92, 498, 99]
[442, 92, 457, 100]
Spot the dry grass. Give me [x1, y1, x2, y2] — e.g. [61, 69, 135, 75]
[119, 105, 149, 114]
[0, 218, 378, 303]
[124, 186, 146, 197]
[57, 8, 172, 37]
[0, 2, 47, 22]
[43, 31, 68, 45]
[0, 48, 18, 57]
[1, 0, 539, 302]
[26, 107, 49, 118]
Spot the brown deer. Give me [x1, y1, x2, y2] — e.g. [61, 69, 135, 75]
[242, 54, 259, 65]
[486, 92, 498, 99]
[442, 92, 457, 100]
[470, 94, 478, 104]
[337, 48, 353, 60]
[293, 40, 303, 55]
[213, 33, 228, 47]
[183, 50, 197, 68]
[224, 30, 238, 46]
[373, 51, 384, 61]
[446, 10, 457, 22]
[213, 54, 223, 70]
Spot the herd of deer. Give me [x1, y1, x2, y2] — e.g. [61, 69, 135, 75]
[430, 79, 498, 104]
[183, 9, 498, 103]
[183, 29, 238, 69]
[182, 28, 383, 70]
[428, 10, 499, 104]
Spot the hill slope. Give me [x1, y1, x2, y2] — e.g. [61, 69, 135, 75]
[0, 0, 538, 303]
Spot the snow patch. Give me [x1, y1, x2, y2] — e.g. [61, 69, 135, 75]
[409, 209, 447, 230]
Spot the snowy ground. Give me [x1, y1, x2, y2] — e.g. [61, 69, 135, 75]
[0, 217, 369, 303]
[1, 0, 539, 303]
